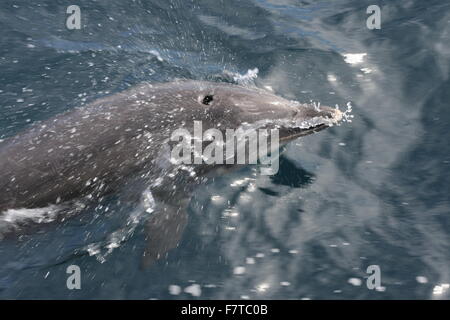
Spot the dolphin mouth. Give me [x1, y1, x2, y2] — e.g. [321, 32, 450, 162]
[279, 107, 343, 142]
[278, 123, 327, 142]
[292, 105, 343, 125]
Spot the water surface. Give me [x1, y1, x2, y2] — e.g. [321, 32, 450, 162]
[1, 0, 450, 299]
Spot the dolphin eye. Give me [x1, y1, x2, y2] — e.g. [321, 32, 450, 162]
[202, 95, 214, 105]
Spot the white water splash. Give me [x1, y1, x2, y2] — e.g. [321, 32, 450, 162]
[342, 53, 367, 65]
[84, 188, 156, 262]
[334, 102, 354, 124]
[342, 102, 354, 123]
[0, 205, 62, 224]
[149, 49, 164, 62]
[232, 68, 259, 85]
[0, 205, 67, 238]
[184, 283, 202, 297]
[432, 283, 450, 298]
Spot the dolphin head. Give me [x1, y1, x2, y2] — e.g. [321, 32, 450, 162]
[180, 81, 342, 142]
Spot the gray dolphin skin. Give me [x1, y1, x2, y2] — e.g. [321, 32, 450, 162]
[0, 80, 342, 262]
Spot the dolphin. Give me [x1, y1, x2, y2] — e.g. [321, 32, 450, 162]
[0, 80, 342, 262]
